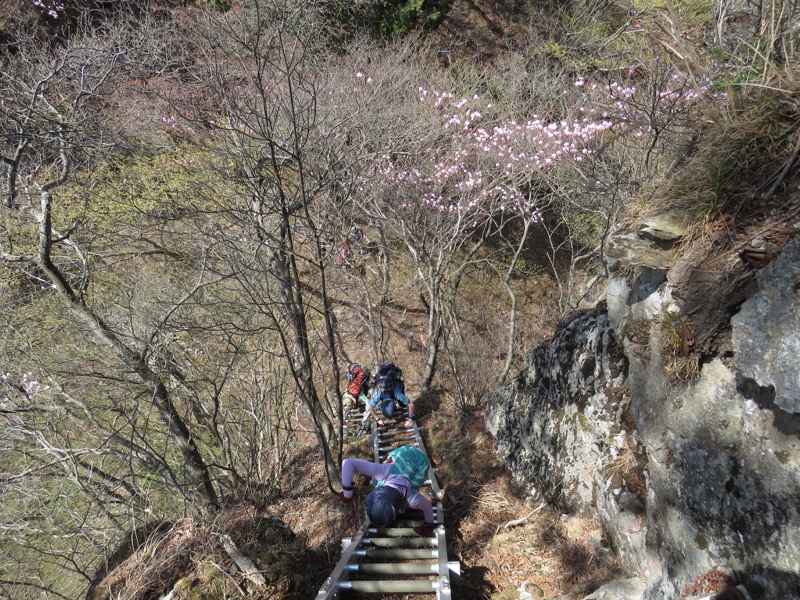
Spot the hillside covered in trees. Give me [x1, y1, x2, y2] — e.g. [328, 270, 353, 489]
[1, 0, 798, 598]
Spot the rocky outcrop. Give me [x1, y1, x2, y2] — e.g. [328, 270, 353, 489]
[485, 309, 627, 512]
[486, 225, 800, 599]
[626, 240, 800, 599]
[485, 310, 655, 576]
[604, 209, 691, 271]
[731, 238, 800, 414]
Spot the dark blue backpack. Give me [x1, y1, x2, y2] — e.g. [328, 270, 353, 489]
[375, 362, 403, 395]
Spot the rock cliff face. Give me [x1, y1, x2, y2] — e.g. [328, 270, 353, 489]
[486, 228, 800, 599]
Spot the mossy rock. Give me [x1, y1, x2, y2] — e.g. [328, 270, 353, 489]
[250, 516, 295, 542]
[172, 564, 224, 600]
[252, 547, 295, 584]
[242, 517, 297, 583]
[490, 589, 520, 600]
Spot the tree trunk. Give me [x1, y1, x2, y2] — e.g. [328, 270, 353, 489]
[419, 289, 443, 393]
[34, 190, 220, 510]
[270, 242, 341, 489]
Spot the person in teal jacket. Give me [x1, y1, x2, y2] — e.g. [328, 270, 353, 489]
[339, 445, 434, 536]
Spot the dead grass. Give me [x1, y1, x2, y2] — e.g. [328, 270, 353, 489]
[88, 433, 343, 600]
[658, 310, 701, 383]
[625, 73, 800, 235]
[89, 519, 213, 600]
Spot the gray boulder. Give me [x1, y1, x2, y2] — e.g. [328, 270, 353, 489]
[732, 237, 800, 414]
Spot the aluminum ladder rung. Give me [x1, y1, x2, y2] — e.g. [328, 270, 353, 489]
[355, 548, 439, 559]
[361, 537, 437, 548]
[377, 437, 417, 447]
[376, 417, 408, 429]
[339, 579, 437, 593]
[377, 432, 416, 441]
[376, 412, 408, 422]
[393, 520, 434, 528]
[367, 526, 438, 536]
[376, 428, 415, 438]
[347, 563, 439, 575]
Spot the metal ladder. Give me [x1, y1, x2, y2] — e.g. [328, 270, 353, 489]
[316, 411, 460, 599]
[342, 402, 371, 441]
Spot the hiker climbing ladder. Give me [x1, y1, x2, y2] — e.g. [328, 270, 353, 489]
[316, 411, 460, 599]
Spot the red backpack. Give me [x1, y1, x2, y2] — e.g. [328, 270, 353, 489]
[346, 365, 369, 395]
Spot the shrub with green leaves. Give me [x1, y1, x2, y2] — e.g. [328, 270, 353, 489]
[327, 0, 453, 40]
[376, 0, 451, 37]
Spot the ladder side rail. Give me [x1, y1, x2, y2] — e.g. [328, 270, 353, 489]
[407, 418, 455, 599]
[315, 519, 370, 599]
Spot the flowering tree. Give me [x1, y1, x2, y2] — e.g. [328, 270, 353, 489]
[343, 48, 728, 391]
[350, 75, 617, 389]
[29, 0, 65, 19]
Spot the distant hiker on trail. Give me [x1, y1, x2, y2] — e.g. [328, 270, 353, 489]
[343, 363, 371, 411]
[368, 362, 415, 429]
[339, 245, 353, 266]
[339, 445, 435, 536]
[349, 225, 364, 244]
